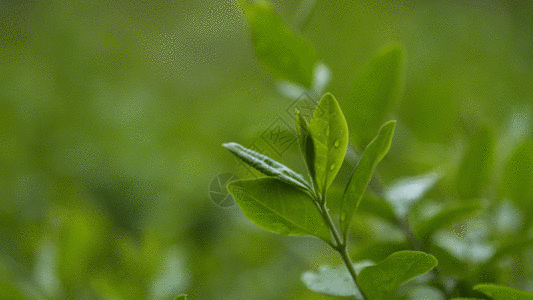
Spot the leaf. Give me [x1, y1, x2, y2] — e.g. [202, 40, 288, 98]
[308, 93, 349, 196]
[358, 251, 438, 300]
[501, 139, 533, 212]
[301, 261, 374, 298]
[240, 0, 317, 88]
[223, 142, 311, 191]
[385, 172, 440, 219]
[174, 295, 187, 300]
[414, 201, 483, 240]
[357, 193, 397, 223]
[344, 44, 405, 147]
[456, 127, 494, 199]
[295, 110, 316, 188]
[340, 121, 395, 235]
[227, 178, 331, 243]
[474, 284, 533, 300]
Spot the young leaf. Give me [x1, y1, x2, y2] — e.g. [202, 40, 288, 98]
[343, 44, 405, 147]
[174, 295, 187, 300]
[295, 110, 316, 188]
[308, 93, 349, 196]
[301, 261, 374, 298]
[340, 121, 395, 236]
[227, 178, 331, 243]
[240, 0, 317, 88]
[474, 284, 533, 299]
[456, 127, 494, 199]
[223, 142, 311, 191]
[357, 251, 438, 300]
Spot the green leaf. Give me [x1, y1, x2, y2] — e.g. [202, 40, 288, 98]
[413, 200, 483, 240]
[308, 93, 349, 196]
[385, 172, 440, 218]
[240, 0, 317, 88]
[227, 178, 331, 243]
[223, 142, 310, 191]
[358, 251, 438, 300]
[344, 44, 405, 147]
[295, 110, 316, 188]
[450, 298, 483, 300]
[456, 127, 494, 199]
[357, 193, 397, 223]
[502, 139, 533, 212]
[174, 295, 187, 300]
[474, 284, 533, 300]
[340, 120, 395, 235]
[301, 261, 374, 298]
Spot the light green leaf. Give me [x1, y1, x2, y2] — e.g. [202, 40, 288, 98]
[223, 142, 310, 191]
[301, 261, 374, 298]
[502, 139, 533, 212]
[174, 295, 187, 300]
[344, 44, 405, 147]
[358, 251, 438, 300]
[456, 127, 494, 199]
[474, 284, 533, 300]
[308, 93, 349, 196]
[227, 178, 331, 243]
[340, 121, 395, 235]
[240, 0, 317, 88]
[414, 200, 483, 240]
[385, 172, 440, 218]
[450, 298, 483, 300]
[295, 110, 316, 188]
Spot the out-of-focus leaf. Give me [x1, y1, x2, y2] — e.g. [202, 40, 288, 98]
[358, 251, 438, 300]
[301, 261, 374, 298]
[501, 139, 533, 212]
[456, 127, 494, 199]
[295, 110, 316, 188]
[241, 0, 317, 88]
[227, 178, 331, 243]
[450, 298, 483, 300]
[474, 284, 533, 299]
[340, 121, 395, 236]
[385, 172, 440, 219]
[308, 93, 349, 196]
[174, 295, 187, 300]
[223, 142, 311, 191]
[357, 193, 397, 223]
[343, 44, 405, 147]
[351, 241, 410, 263]
[414, 200, 483, 240]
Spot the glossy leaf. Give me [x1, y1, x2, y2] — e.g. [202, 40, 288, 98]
[414, 200, 483, 240]
[474, 284, 533, 300]
[240, 0, 317, 88]
[344, 44, 405, 146]
[385, 172, 440, 218]
[340, 120, 395, 235]
[308, 93, 349, 196]
[223, 142, 310, 191]
[295, 110, 316, 188]
[358, 251, 438, 300]
[301, 261, 374, 298]
[456, 127, 494, 199]
[502, 139, 533, 212]
[227, 178, 331, 243]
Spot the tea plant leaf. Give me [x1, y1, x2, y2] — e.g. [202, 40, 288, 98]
[223, 142, 311, 191]
[385, 172, 440, 219]
[301, 261, 374, 298]
[340, 121, 395, 235]
[456, 127, 494, 199]
[501, 139, 533, 212]
[414, 200, 483, 240]
[240, 0, 317, 88]
[295, 110, 316, 188]
[358, 251, 438, 300]
[308, 93, 349, 196]
[174, 295, 187, 300]
[344, 44, 405, 147]
[474, 284, 533, 300]
[227, 178, 331, 243]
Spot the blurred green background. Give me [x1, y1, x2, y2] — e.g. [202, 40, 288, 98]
[1, 0, 533, 299]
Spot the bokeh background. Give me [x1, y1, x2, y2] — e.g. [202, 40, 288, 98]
[1, 0, 533, 299]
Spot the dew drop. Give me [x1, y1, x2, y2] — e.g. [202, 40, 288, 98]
[330, 164, 336, 171]
[334, 140, 340, 147]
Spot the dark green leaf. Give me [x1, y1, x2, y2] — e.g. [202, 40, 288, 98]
[358, 251, 438, 300]
[474, 284, 533, 299]
[340, 121, 395, 236]
[301, 261, 373, 298]
[223, 142, 311, 191]
[227, 178, 331, 243]
[308, 93, 349, 196]
[502, 139, 533, 212]
[414, 200, 483, 240]
[241, 0, 317, 88]
[456, 127, 494, 199]
[295, 110, 316, 188]
[344, 44, 405, 147]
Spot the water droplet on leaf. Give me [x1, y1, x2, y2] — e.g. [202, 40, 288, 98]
[334, 140, 340, 147]
[330, 164, 336, 171]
